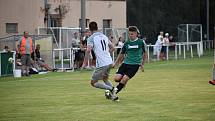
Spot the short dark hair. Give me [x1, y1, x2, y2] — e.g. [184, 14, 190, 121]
[89, 21, 98, 31]
[128, 26, 140, 34]
[24, 31, 28, 34]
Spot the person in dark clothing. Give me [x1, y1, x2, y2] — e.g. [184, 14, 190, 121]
[32, 44, 56, 71]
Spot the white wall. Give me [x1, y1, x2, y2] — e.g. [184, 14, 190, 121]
[61, 0, 126, 28]
[0, 0, 44, 37]
[0, 0, 126, 37]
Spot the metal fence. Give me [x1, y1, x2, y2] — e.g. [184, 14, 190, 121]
[0, 34, 53, 69]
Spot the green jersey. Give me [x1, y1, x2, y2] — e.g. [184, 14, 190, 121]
[121, 38, 146, 65]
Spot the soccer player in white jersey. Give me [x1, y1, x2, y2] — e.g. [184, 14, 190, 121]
[82, 21, 118, 100]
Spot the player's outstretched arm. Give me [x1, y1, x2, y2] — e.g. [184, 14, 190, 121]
[108, 42, 115, 53]
[113, 53, 124, 68]
[140, 52, 147, 72]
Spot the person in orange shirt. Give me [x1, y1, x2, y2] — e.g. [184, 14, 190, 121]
[18, 31, 34, 76]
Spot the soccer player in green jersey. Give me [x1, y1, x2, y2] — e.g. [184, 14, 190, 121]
[112, 26, 147, 96]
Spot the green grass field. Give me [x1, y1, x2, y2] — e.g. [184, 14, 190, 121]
[0, 50, 214, 121]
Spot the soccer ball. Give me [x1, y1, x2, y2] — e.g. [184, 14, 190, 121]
[105, 90, 111, 99]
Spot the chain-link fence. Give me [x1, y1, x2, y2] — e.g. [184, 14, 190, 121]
[0, 34, 53, 68]
[104, 28, 128, 44]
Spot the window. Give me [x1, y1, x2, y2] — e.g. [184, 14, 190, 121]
[49, 14, 62, 27]
[50, 19, 58, 27]
[79, 19, 90, 28]
[103, 19, 112, 29]
[6, 23, 18, 33]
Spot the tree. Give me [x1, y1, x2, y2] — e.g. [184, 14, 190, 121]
[127, 0, 214, 43]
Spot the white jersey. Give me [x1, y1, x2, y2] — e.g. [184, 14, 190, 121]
[87, 32, 113, 68]
[153, 36, 163, 55]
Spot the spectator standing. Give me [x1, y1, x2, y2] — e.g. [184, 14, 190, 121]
[18, 31, 34, 76]
[153, 36, 163, 60]
[169, 35, 174, 42]
[158, 31, 164, 40]
[116, 37, 124, 55]
[160, 33, 170, 60]
[71, 32, 83, 69]
[71, 32, 80, 48]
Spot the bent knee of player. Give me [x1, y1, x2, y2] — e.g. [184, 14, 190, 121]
[120, 75, 130, 84]
[90, 80, 97, 87]
[114, 78, 120, 82]
[102, 75, 109, 81]
[114, 75, 122, 82]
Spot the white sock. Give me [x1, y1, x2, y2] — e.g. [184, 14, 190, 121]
[94, 82, 112, 90]
[104, 80, 113, 87]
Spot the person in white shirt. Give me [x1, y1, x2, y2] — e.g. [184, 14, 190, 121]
[82, 21, 118, 101]
[158, 31, 164, 40]
[71, 32, 80, 48]
[153, 36, 163, 60]
[2, 46, 10, 52]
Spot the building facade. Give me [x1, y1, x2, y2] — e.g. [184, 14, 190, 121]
[0, 0, 126, 37]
